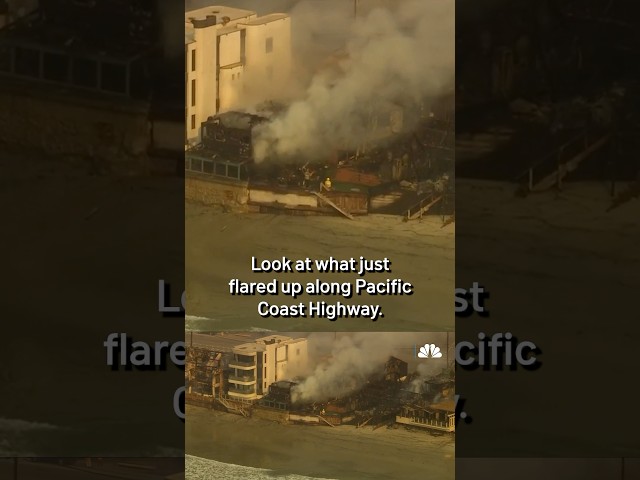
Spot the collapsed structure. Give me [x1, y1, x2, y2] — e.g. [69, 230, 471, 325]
[186, 98, 454, 220]
[186, 335, 455, 434]
[184, 2, 455, 222]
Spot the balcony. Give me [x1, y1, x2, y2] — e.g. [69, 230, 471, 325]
[395, 414, 455, 433]
[228, 360, 256, 370]
[228, 386, 257, 399]
[228, 375, 256, 385]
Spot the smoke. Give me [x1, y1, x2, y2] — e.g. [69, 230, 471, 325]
[252, 0, 454, 163]
[290, 332, 447, 404]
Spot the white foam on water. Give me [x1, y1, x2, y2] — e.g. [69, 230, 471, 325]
[186, 455, 338, 480]
[0, 418, 59, 432]
[186, 315, 218, 322]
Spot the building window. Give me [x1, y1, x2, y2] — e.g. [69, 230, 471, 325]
[232, 73, 235, 80]
[265, 37, 273, 53]
[191, 49, 196, 71]
[191, 115, 196, 130]
[191, 79, 196, 107]
[296, 348, 300, 356]
[264, 367, 267, 377]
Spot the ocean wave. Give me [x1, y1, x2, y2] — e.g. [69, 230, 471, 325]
[186, 455, 338, 480]
[186, 315, 218, 322]
[0, 418, 59, 432]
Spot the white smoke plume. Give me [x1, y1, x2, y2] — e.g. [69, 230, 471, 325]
[253, 0, 454, 162]
[290, 332, 449, 404]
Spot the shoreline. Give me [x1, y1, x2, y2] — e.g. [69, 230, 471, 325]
[186, 406, 454, 480]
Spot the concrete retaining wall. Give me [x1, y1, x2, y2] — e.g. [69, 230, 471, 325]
[186, 174, 249, 211]
[249, 188, 318, 208]
[252, 406, 289, 423]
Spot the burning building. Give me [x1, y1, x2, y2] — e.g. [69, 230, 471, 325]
[187, 330, 455, 434]
[252, 355, 455, 433]
[202, 111, 268, 160]
[185, 4, 292, 145]
[185, 333, 308, 412]
[184, 1, 454, 221]
[396, 373, 455, 433]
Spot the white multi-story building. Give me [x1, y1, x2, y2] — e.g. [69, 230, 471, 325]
[185, 5, 291, 145]
[228, 335, 308, 401]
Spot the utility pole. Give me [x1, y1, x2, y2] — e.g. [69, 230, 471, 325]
[354, 0, 359, 19]
[13, 458, 18, 480]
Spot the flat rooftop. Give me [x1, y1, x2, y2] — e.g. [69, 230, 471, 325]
[256, 334, 302, 344]
[188, 332, 264, 352]
[234, 343, 267, 354]
[185, 5, 255, 23]
[242, 13, 289, 26]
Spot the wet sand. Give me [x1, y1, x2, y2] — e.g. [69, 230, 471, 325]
[186, 406, 454, 480]
[186, 205, 454, 332]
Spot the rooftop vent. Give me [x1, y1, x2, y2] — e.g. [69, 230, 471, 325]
[191, 15, 217, 29]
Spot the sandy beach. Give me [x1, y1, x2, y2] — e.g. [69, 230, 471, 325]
[186, 205, 454, 332]
[186, 406, 454, 480]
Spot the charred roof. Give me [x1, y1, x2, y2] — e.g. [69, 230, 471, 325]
[205, 111, 267, 131]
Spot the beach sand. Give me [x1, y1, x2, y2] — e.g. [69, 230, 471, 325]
[186, 205, 454, 332]
[186, 406, 454, 480]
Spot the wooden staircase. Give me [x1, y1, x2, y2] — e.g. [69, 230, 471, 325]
[312, 191, 355, 219]
[517, 129, 612, 194]
[218, 396, 250, 417]
[405, 194, 443, 220]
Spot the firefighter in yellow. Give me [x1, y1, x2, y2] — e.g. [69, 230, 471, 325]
[322, 177, 332, 191]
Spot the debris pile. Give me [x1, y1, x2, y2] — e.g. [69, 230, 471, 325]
[255, 356, 454, 432]
[186, 347, 225, 397]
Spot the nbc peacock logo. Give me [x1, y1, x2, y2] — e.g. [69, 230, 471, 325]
[417, 343, 443, 359]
